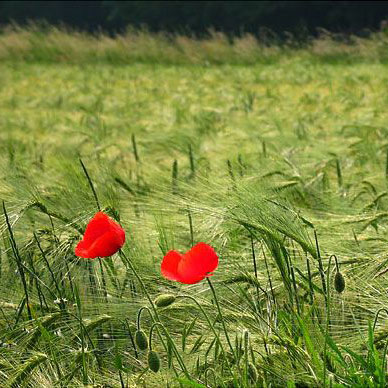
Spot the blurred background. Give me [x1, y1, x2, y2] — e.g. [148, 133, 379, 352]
[1, 1, 388, 37]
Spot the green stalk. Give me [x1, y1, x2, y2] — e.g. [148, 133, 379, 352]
[227, 159, 236, 189]
[187, 209, 194, 248]
[244, 330, 249, 387]
[206, 278, 236, 359]
[262, 247, 276, 308]
[65, 259, 76, 302]
[119, 251, 158, 318]
[124, 319, 139, 359]
[373, 308, 388, 332]
[237, 154, 244, 177]
[132, 133, 140, 163]
[3, 201, 32, 320]
[323, 255, 334, 387]
[34, 233, 65, 308]
[148, 322, 188, 374]
[314, 230, 327, 302]
[335, 158, 342, 188]
[188, 144, 195, 178]
[385, 147, 388, 180]
[98, 259, 108, 302]
[28, 253, 48, 312]
[74, 284, 88, 385]
[0, 243, 2, 279]
[172, 159, 178, 195]
[11, 253, 57, 300]
[79, 158, 101, 211]
[250, 235, 261, 314]
[119, 250, 191, 378]
[29, 202, 83, 234]
[262, 140, 267, 157]
[137, 306, 152, 330]
[306, 256, 314, 305]
[176, 295, 232, 372]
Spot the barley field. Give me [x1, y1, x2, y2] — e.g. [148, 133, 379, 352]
[1, 27, 388, 387]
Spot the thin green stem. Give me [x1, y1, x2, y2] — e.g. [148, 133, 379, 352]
[172, 159, 178, 195]
[323, 255, 334, 387]
[262, 247, 276, 309]
[123, 319, 139, 359]
[306, 255, 314, 305]
[74, 284, 88, 385]
[11, 250, 57, 300]
[206, 278, 236, 359]
[385, 147, 388, 180]
[131, 133, 140, 163]
[314, 230, 327, 302]
[119, 250, 191, 378]
[332, 254, 340, 272]
[187, 209, 194, 248]
[176, 295, 232, 372]
[65, 309, 103, 373]
[148, 321, 189, 375]
[137, 306, 152, 330]
[34, 233, 63, 300]
[98, 259, 108, 302]
[244, 330, 249, 387]
[373, 308, 388, 332]
[119, 250, 158, 318]
[335, 158, 342, 188]
[188, 144, 195, 178]
[250, 234, 261, 314]
[3, 201, 32, 320]
[79, 158, 101, 211]
[28, 253, 48, 312]
[29, 202, 83, 234]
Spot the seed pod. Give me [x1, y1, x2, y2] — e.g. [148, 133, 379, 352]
[148, 350, 161, 373]
[334, 271, 345, 293]
[135, 330, 148, 351]
[154, 294, 176, 308]
[248, 362, 258, 383]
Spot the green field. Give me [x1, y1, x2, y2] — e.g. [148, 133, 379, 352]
[2, 29, 388, 387]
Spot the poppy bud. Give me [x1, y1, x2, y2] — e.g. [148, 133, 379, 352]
[248, 362, 258, 383]
[154, 294, 176, 308]
[148, 350, 161, 373]
[135, 330, 148, 351]
[334, 271, 345, 293]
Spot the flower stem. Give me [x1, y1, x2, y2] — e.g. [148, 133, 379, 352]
[206, 277, 235, 359]
[79, 158, 101, 211]
[3, 201, 32, 321]
[176, 294, 233, 373]
[119, 250, 158, 318]
[137, 306, 152, 330]
[323, 255, 334, 387]
[119, 250, 191, 379]
[149, 321, 196, 380]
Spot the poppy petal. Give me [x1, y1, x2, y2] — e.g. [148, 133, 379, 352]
[161, 250, 184, 282]
[75, 212, 126, 258]
[75, 239, 91, 258]
[82, 212, 112, 246]
[178, 271, 209, 284]
[84, 230, 125, 258]
[177, 243, 218, 284]
[107, 219, 126, 247]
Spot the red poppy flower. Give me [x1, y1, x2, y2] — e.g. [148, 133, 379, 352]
[75, 212, 125, 259]
[161, 242, 218, 284]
